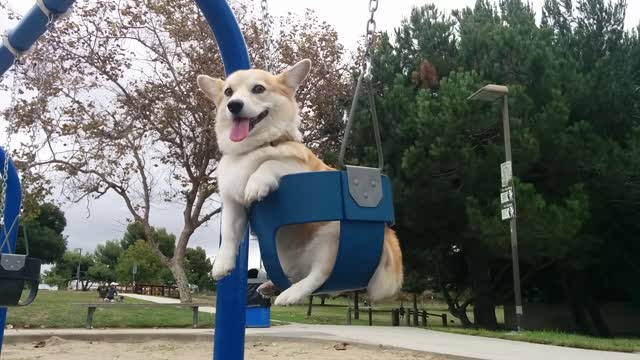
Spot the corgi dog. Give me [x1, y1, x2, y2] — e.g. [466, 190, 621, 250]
[197, 59, 403, 305]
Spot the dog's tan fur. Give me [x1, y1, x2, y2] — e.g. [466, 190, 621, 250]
[197, 59, 403, 305]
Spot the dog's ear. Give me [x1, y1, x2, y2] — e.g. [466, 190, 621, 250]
[278, 59, 312, 91]
[197, 75, 225, 105]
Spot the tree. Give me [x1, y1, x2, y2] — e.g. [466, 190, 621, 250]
[185, 247, 213, 291]
[88, 262, 116, 284]
[121, 222, 175, 258]
[15, 203, 67, 263]
[44, 250, 95, 290]
[351, 0, 639, 333]
[90, 239, 123, 283]
[115, 240, 172, 285]
[4, 0, 351, 302]
[94, 240, 123, 269]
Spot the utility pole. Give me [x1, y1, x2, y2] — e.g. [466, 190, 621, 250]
[75, 248, 82, 291]
[468, 85, 523, 331]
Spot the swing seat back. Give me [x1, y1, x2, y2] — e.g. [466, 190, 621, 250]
[249, 169, 394, 294]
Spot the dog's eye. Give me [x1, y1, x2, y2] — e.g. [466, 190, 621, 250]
[252, 85, 266, 94]
[224, 88, 233, 97]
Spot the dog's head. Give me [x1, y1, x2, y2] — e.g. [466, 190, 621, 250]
[197, 59, 311, 154]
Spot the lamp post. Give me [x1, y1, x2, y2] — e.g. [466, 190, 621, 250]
[467, 84, 523, 331]
[75, 248, 82, 291]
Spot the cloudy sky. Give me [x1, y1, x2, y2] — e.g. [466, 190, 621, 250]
[1, 0, 639, 267]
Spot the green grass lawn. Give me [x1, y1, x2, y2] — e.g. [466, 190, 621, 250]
[270, 297, 640, 353]
[5, 291, 215, 329]
[5, 291, 640, 353]
[436, 327, 640, 353]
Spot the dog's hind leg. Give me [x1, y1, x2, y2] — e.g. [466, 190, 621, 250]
[274, 223, 338, 306]
[273, 269, 328, 306]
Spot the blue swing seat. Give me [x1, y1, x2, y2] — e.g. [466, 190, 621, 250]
[249, 169, 394, 294]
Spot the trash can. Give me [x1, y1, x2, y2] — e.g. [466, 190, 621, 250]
[246, 268, 271, 328]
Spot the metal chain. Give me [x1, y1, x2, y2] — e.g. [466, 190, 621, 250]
[0, 65, 19, 229]
[0, 151, 9, 229]
[338, 0, 384, 170]
[260, 0, 273, 73]
[0, 212, 20, 254]
[22, 208, 29, 257]
[364, 0, 378, 79]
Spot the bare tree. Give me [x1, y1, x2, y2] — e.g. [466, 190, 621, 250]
[2, 0, 351, 301]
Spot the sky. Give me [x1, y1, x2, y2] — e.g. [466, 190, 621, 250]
[1, 0, 639, 267]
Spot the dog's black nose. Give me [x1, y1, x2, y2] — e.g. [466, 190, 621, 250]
[227, 100, 244, 114]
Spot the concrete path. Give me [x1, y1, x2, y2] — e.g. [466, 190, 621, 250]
[121, 293, 216, 314]
[262, 324, 640, 360]
[4, 324, 639, 360]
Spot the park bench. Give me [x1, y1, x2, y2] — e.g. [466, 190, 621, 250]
[73, 303, 214, 329]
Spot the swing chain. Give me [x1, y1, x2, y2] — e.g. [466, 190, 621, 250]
[260, 0, 272, 73]
[0, 153, 9, 228]
[337, 0, 383, 170]
[0, 64, 20, 229]
[364, 0, 379, 79]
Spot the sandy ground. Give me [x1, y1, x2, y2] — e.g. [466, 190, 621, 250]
[0, 336, 455, 360]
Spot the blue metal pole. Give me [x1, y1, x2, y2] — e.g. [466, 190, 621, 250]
[192, 1, 251, 359]
[193, 0, 251, 74]
[0, 148, 23, 354]
[0, 0, 76, 77]
[213, 228, 249, 360]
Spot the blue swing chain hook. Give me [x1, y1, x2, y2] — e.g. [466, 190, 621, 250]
[338, 0, 384, 171]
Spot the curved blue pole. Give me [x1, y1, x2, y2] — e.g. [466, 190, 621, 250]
[193, 1, 251, 359]
[0, 148, 23, 353]
[0, 0, 76, 77]
[194, 0, 251, 76]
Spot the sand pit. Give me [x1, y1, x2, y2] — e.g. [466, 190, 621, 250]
[1, 336, 455, 359]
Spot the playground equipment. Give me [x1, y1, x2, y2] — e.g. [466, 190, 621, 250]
[0, 0, 392, 358]
[0, 147, 41, 352]
[0, 1, 78, 353]
[0, 149, 40, 309]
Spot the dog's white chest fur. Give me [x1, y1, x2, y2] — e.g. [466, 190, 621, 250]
[218, 154, 260, 206]
[218, 148, 306, 207]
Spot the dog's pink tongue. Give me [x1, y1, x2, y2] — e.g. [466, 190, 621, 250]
[230, 118, 250, 142]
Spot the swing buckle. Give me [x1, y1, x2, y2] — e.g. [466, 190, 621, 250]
[1, 253, 26, 271]
[346, 165, 383, 208]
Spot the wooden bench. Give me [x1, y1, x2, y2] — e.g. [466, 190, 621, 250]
[73, 303, 214, 329]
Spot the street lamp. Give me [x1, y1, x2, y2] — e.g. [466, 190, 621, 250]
[467, 84, 523, 331]
[75, 248, 82, 291]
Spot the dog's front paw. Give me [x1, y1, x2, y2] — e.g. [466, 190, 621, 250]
[274, 287, 308, 306]
[211, 255, 236, 280]
[244, 175, 277, 204]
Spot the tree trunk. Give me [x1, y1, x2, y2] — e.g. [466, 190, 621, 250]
[412, 293, 419, 326]
[464, 238, 498, 329]
[354, 292, 360, 320]
[562, 272, 590, 334]
[169, 260, 192, 303]
[586, 296, 611, 337]
[440, 283, 473, 327]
